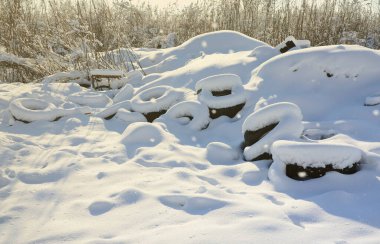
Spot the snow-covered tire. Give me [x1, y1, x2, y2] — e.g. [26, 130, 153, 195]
[242, 102, 303, 161]
[115, 108, 147, 123]
[196, 74, 246, 119]
[271, 140, 362, 181]
[165, 101, 210, 130]
[9, 98, 91, 123]
[113, 84, 134, 104]
[95, 100, 132, 120]
[131, 86, 184, 122]
[68, 91, 112, 108]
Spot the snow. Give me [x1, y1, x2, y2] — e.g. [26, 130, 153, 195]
[89, 69, 124, 77]
[68, 91, 112, 108]
[195, 73, 243, 92]
[115, 109, 147, 123]
[242, 102, 304, 161]
[206, 142, 240, 165]
[272, 140, 362, 169]
[1, 31, 380, 243]
[9, 98, 91, 123]
[131, 85, 185, 113]
[112, 84, 134, 103]
[161, 101, 210, 130]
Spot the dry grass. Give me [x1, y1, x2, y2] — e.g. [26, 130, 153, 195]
[0, 0, 379, 83]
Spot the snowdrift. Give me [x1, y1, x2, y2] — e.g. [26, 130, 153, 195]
[1, 31, 380, 243]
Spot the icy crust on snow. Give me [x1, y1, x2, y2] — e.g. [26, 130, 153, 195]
[246, 45, 380, 121]
[113, 84, 134, 103]
[9, 98, 90, 122]
[272, 140, 362, 169]
[131, 85, 184, 113]
[195, 74, 243, 92]
[68, 91, 112, 108]
[164, 101, 210, 131]
[242, 102, 304, 161]
[116, 109, 147, 123]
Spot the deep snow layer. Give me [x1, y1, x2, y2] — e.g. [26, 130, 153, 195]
[1, 31, 380, 243]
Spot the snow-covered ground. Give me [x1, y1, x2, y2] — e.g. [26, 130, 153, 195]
[1, 31, 380, 243]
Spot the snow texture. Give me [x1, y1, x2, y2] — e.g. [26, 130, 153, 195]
[242, 102, 304, 161]
[131, 85, 184, 113]
[272, 140, 362, 169]
[2, 31, 380, 243]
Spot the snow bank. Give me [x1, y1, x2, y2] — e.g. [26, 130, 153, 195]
[140, 31, 269, 74]
[246, 45, 380, 121]
[272, 140, 362, 169]
[242, 102, 303, 161]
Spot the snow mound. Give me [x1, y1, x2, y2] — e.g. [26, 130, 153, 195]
[206, 142, 239, 165]
[68, 91, 112, 108]
[131, 85, 184, 114]
[249, 45, 280, 61]
[246, 45, 380, 121]
[272, 140, 362, 169]
[116, 109, 147, 123]
[163, 101, 210, 130]
[242, 102, 303, 161]
[140, 31, 269, 73]
[121, 122, 177, 156]
[9, 98, 90, 123]
[113, 84, 134, 103]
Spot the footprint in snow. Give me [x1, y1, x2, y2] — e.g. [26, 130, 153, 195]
[158, 195, 227, 215]
[17, 169, 65, 184]
[88, 201, 115, 216]
[88, 189, 144, 216]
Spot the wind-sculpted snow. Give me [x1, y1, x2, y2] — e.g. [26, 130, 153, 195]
[1, 31, 380, 243]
